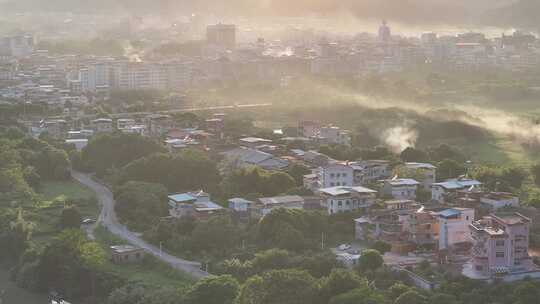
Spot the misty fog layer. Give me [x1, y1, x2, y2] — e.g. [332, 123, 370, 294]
[1, 0, 535, 27]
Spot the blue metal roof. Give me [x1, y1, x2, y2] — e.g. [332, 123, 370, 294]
[438, 208, 461, 218]
[168, 193, 196, 203]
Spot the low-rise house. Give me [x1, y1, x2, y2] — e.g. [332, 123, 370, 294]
[436, 208, 475, 251]
[147, 114, 175, 137]
[312, 125, 351, 146]
[228, 197, 254, 212]
[302, 150, 333, 167]
[120, 124, 147, 136]
[165, 138, 200, 151]
[117, 118, 135, 130]
[221, 147, 289, 171]
[299, 120, 320, 138]
[90, 118, 113, 133]
[319, 186, 377, 215]
[65, 138, 88, 151]
[67, 129, 94, 139]
[404, 162, 437, 190]
[256, 195, 304, 216]
[303, 173, 319, 191]
[384, 199, 417, 211]
[168, 191, 224, 219]
[383, 178, 420, 200]
[110, 245, 145, 264]
[431, 177, 482, 203]
[466, 213, 537, 279]
[480, 192, 519, 210]
[239, 137, 272, 149]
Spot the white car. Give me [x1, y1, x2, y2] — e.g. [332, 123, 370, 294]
[338, 244, 352, 251]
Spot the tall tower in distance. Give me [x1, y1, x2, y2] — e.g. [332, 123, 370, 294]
[206, 23, 236, 49]
[378, 20, 391, 43]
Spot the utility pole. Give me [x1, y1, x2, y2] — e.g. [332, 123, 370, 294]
[321, 232, 325, 250]
[159, 242, 163, 258]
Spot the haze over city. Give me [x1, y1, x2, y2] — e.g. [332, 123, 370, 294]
[2, 1, 540, 304]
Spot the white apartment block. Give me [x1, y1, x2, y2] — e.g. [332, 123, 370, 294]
[319, 186, 377, 215]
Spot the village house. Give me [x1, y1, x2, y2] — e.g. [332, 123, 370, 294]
[466, 213, 538, 280]
[255, 195, 304, 217]
[404, 162, 437, 190]
[221, 147, 289, 171]
[431, 177, 482, 203]
[110, 245, 145, 264]
[228, 197, 254, 220]
[479, 192, 519, 210]
[382, 178, 420, 200]
[319, 186, 377, 214]
[239, 137, 273, 149]
[168, 191, 224, 220]
[436, 208, 475, 251]
[317, 163, 354, 188]
[90, 118, 113, 133]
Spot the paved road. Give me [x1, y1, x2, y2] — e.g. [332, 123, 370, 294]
[72, 171, 209, 279]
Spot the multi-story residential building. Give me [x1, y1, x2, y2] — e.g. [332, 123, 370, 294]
[90, 118, 113, 134]
[436, 208, 475, 251]
[404, 162, 437, 191]
[315, 125, 351, 146]
[298, 121, 320, 138]
[431, 177, 482, 203]
[319, 186, 377, 215]
[146, 114, 175, 137]
[469, 213, 535, 278]
[79, 63, 110, 93]
[317, 164, 354, 188]
[405, 208, 439, 247]
[382, 178, 420, 200]
[352, 160, 391, 185]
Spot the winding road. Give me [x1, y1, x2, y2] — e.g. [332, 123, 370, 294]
[72, 171, 209, 279]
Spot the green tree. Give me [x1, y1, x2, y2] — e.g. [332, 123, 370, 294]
[60, 206, 82, 229]
[328, 287, 385, 304]
[357, 249, 383, 272]
[286, 163, 311, 186]
[81, 133, 164, 177]
[114, 181, 168, 230]
[513, 282, 540, 304]
[428, 293, 459, 304]
[237, 269, 317, 304]
[189, 215, 241, 257]
[400, 147, 429, 163]
[437, 159, 466, 181]
[186, 275, 239, 304]
[394, 290, 426, 304]
[372, 241, 391, 255]
[318, 269, 365, 304]
[532, 163, 540, 187]
[388, 283, 410, 301]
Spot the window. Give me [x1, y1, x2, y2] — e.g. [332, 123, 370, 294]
[496, 252, 504, 258]
[466, 216, 469, 220]
[336, 173, 341, 177]
[342, 173, 347, 177]
[475, 265, 483, 271]
[346, 200, 350, 205]
[330, 182, 335, 187]
[496, 240, 505, 247]
[338, 201, 343, 207]
[330, 173, 335, 178]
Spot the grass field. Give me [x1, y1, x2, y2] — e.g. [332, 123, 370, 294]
[31, 179, 99, 240]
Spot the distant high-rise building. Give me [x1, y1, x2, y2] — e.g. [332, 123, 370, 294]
[0, 34, 35, 58]
[206, 23, 236, 49]
[378, 20, 391, 43]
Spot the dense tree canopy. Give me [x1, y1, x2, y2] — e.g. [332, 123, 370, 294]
[114, 181, 169, 230]
[117, 150, 221, 193]
[222, 166, 296, 198]
[81, 133, 164, 176]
